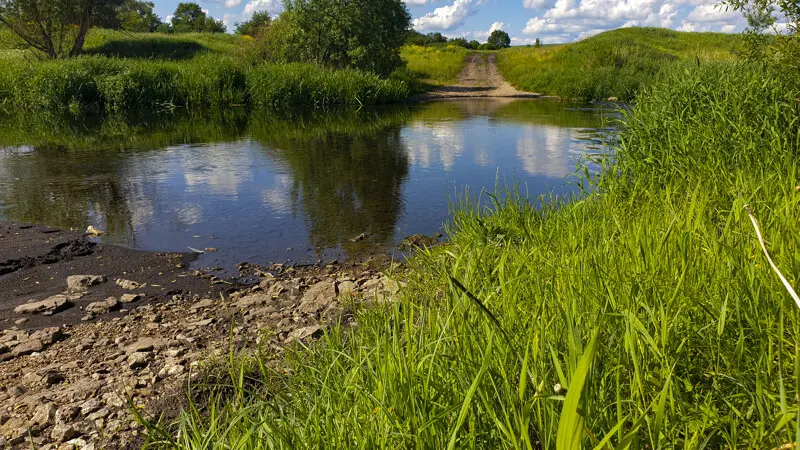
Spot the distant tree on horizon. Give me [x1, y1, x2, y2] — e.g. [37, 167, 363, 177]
[487, 29, 511, 49]
[171, 2, 225, 33]
[235, 10, 271, 37]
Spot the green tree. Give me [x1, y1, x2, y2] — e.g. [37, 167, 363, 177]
[171, 2, 225, 33]
[117, 1, 161, 32]
[285, 0, 411, 76]
[468, 40, 480, 49]
[450, 37, 469, 48]
[236, 11, 271, 36]
[0, 0, 122, 58]
[534, 37, 542, 47]
[426, 32, 448, 44]
[487, 29, 511, 49]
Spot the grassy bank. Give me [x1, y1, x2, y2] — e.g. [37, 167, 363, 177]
[497, 27, 741, 100]
[401, 45, 470, 85]
[0, 55, 409, 112]
[141, 60, 800, 448]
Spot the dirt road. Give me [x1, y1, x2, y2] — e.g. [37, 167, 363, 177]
[421, 53, 540, 99]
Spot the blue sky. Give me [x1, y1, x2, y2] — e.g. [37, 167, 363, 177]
[152, 0, 747, 44]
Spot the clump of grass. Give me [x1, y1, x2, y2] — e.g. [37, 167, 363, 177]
[401, 44, 470, 85]
[497, 27, 741, 100]
[140, 61, 800, 448]
[0, 56, 409, 113]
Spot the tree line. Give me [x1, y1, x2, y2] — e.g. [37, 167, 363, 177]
[0, 1, 226, 58]
[406, 29, 518, 50]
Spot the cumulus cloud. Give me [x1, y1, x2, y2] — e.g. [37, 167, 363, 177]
[243, 0, 284, 16]
[225, 0, 242, 7]
[520, 0, 745, 42]
[412, 0, 475, 31]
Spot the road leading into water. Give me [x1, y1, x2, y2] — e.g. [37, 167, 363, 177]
[422, 53, 541, 99]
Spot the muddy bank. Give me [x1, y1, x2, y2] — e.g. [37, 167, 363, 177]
[0, 221, 407, 449]
[0, 222, 236, 330]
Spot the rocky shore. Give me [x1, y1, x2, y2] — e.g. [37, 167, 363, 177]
[0, 222, 405, 449]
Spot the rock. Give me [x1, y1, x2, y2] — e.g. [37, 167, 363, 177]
[86, 407, 110, 421]
[349, 232, 368, 242]
[31, 403, 55, 427]
[85, 297, 120, 315]
[116, 279, 144, 290]
[337, 280, 357, 297]
[299, 281, 336, 314]
[285, 326, 325, 344]
[50, 423, 81, 443]
[14, 295, 76, 315]
[127, 352, 151, 370]
[11, 338, 44, 357]
[608, 96, 619, 102]
[167, 365, 185, 376]
[125, 338, 164, 354]
[67, 275, 107, 293]
[63, 437, 89, 449]
[56, 406, 79, 424]
[235, 294, 270, 310]
[79, 399, 102, 416]
[120, 294, 142, 304]
[44, 371, 66, 385]
[30, 327, 65, 346]
[191, 299, 215, 310]
[14, 318, 27, 325]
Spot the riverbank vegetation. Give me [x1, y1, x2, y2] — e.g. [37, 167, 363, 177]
[137, 11, 800, 448]
[497, 27, 742, 101]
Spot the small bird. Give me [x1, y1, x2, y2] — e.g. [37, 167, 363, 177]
[86, 225, 104, 236]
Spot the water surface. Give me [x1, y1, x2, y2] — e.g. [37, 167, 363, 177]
[0, 99, 615, 270]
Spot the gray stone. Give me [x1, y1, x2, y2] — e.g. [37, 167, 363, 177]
[50, 423, 81, 443]
[14, 295, 75, 315]
[44, 371, 66, 385]
[286, 325, 325, 344]
[67, 275, 107, 293]
[125, 338, 163, 354]
[299, 281, 336, 314]
[29, 327, 65, 346]
[127, 352, 151, 370]
[235, 294, 270, 309]
[11, 338, 44, 357]
[191, 299, 215, 310]
[116, 279, 144, 290]
[86, 407, 110, 421]
[336, 280, 357, 297]
[31, 403, 55, 427]
[85, 297, 120, 315]
[120, 293, 142, 304]
[78, 398, 102, 416]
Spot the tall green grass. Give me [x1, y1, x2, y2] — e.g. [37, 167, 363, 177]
[401, 44, 470, 85]
[142, 60, 800, 449]
[497, 27, 741, 100]
[0, 56, 409, 112]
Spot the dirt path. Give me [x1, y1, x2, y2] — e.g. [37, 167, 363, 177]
[420, 53, 540, 100]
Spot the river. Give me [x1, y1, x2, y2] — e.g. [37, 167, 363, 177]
[0, 99, 616, 271]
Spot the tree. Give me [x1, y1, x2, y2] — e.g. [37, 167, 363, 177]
[450, 37, 469, 48]
[171, 2, 225, 33]
[236, 11, 271, 36]
[117, 1, 161, 32]
[722, 0, 799, 66]
[426, 32, 448, 43]
[534, 38, 542, 47]
[487, 29, 511, 49]
[0, 0, 123, 58]
[723, 0, 798, 34]
[285, 0, 411, 76]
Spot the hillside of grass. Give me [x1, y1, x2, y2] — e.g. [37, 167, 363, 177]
[142, 58, 800, 448]
[498, 27, 742, 100]
[400, 44, 470, 85]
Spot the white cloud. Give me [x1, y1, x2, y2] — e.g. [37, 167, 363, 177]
[405, 0, 435, 4]
[521, 0, 745, 42]
[243, 0, 284, 17]
[225, 0, 242, 7]
[412, 0, 475, 31]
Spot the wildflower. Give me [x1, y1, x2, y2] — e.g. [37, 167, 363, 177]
[553, 383, 564, 394]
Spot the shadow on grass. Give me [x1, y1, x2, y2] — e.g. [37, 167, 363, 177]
[86, 38, 208, 60]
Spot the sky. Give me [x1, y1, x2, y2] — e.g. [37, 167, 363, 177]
[152, 0, 748, 45]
